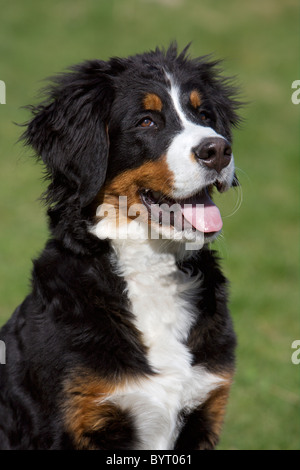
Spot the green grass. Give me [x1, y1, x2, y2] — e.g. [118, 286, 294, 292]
[0, 0, 299, 450]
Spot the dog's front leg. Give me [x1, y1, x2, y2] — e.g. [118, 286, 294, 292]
[174, 379, 232, 450]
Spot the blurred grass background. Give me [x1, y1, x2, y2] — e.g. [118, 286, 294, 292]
[0, 0, 299, 450]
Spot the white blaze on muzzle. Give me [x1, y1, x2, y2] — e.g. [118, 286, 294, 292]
[165, 75, 235, 234]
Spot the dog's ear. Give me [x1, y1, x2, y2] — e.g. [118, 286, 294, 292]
[23, 61, 114, 208]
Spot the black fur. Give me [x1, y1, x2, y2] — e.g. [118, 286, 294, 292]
[0, 44, 239, 449]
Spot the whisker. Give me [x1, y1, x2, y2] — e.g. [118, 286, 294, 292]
[223, 184, 243, 219]
[221, 167, 247, 219]
[234, 167, 251, 184]
[214, 233, 229, 259]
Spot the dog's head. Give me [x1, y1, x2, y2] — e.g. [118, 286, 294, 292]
[23, 44, 241, 252]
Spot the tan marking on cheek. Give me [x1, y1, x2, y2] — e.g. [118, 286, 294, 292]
[96, 156, 174, 225]
[143, 93, 163, 112]
[190, 90, 202, 109]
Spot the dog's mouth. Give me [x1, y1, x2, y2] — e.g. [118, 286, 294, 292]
[140, 181, 225, 235]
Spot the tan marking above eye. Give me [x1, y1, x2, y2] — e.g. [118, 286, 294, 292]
[190, 90, 202, 109]
[143, 93, 163, 112]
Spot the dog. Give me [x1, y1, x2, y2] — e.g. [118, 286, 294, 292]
[0, 44, 241, 450]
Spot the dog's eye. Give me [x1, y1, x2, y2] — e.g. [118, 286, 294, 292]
[139, 118, 156, 128]
[199, 111, 209, 122]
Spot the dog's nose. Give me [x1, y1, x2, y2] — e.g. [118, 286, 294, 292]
[193, 137, 232, 173]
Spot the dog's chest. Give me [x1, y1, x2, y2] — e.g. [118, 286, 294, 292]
[112, 240, 197, 363]
[111, 241, 222, 449]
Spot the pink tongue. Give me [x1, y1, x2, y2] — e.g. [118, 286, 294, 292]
[180, 193, 223, 233]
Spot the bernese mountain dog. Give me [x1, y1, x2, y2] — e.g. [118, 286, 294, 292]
[0, 44, 241, 450]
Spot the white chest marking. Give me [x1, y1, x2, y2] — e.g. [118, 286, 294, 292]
[107, 238, 225, 449]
